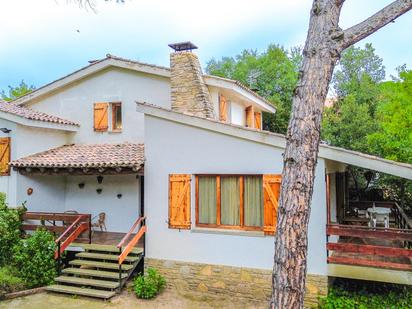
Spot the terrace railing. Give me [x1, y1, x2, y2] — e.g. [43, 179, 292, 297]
[22, 212, 91, 272]
[327, 224, 412, 271]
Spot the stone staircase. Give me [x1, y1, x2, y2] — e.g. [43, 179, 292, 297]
[46, 243, 143, 300]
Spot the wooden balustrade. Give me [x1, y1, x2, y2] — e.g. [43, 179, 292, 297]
[22, 212, 92, 268]
[327, 223, 412, 271]
[117, 216, 146, 265]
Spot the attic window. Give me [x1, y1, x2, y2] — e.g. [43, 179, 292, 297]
[111, 103, 122, 131]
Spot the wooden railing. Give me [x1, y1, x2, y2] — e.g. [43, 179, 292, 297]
[22, 212, 91, 271]
[116, 216, 146, 292]
[55, 215, 90, 258]
[326, 224, 412, 271]
[117, 216, 146, 264]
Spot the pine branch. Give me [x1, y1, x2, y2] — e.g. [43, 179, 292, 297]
[341, 0, 412, 49]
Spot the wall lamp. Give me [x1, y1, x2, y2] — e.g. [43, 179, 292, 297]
[0, 128, 11, 133]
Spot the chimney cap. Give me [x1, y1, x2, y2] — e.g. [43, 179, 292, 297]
[168, 41, 198, 52]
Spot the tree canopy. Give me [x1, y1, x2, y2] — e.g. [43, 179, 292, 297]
[0, 81, 35, 102]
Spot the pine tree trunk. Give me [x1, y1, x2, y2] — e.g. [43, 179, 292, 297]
[270, 1, 343, 308]
[270, 0, 412, 307]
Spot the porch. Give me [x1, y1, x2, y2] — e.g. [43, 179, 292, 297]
[326, 200, 412, 284]
[21, 211, 146, 299]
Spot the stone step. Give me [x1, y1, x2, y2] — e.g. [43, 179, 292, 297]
[76, 252, 140, 263]
[62, 267, 128, 280]
[69, 259, 134, 271]
[46, 284, 116, 299]
[55, 276, 119, 289]
[70, 243, 143, 255]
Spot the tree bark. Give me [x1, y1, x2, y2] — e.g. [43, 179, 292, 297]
[270, 1, 412, 308]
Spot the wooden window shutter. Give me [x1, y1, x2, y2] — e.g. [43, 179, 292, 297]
[254, 112, 262, 130]
[245, 105, 254, 128]
[0, 137, 10, 176]
[93, 103, 109, 131]
[219, 95, 228, 122]
[169, 174, 191, 229]
[263, 174, 281, 235]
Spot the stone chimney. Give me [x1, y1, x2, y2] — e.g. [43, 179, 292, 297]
[169, 42, 216, 119]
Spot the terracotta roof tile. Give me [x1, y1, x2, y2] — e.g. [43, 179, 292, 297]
[10, 143, 144, 169]
[0, 100, 79, 126]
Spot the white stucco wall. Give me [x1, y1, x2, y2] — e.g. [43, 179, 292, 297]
[144, 115, 328, 275]
[0, 118, 68, 207]
[64, 174, 140, 233]
[231, 101, 246, 126]
[26, 67, 171, 144]
[16, 175, 66, 213]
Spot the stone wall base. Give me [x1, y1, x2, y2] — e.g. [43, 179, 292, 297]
[146, 258, 327, 308]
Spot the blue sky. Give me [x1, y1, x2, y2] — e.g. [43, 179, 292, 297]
[1, 0, 411, 91]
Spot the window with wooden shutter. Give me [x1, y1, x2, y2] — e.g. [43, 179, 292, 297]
[254, 112, 262, 130]
[195, 174, 263, 231]
[219, 95, 228, 122]
[263, 174, 281, 235]
[0, 137, 10, 176]
[169, 174, 191, 229]
[245, 105, 254, 128]
[93, 103, 109, 132]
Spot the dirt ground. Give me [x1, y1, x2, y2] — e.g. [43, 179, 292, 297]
[0, 287, 267, 309]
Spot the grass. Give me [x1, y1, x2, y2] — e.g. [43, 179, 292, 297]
[0, 266, 25, 298]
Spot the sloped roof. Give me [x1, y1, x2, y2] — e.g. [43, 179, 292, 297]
[10, 143, 144, 169]
[0, 100, 79, 126]
[136, 102, 412, 180]
[11, 54, 276, 113]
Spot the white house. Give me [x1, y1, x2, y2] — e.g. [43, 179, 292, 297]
[1, 42, 411, 305]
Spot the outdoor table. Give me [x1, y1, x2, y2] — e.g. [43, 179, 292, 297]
[367, 206, 391, 228]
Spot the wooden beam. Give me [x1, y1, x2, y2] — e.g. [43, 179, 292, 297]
[23, 212, 84, 222]
[327, 224, 412, 241]
[17, 166, 142, 176]
[327, 242, 412, 258]
[22, 224, 66, 233]
[328, 256, 412, 271]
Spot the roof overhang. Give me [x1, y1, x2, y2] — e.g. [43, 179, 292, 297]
[203, 75, 276, 113]
[0, 110, 79, 132]
[10, 143, 144, 175]
[13, 56, 275, 114]
[136, 103, 412, 180]
[13, 57, 171, 105]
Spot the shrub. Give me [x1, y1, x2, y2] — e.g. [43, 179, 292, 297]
[318, 285, 412, 309]
[133, 268, 166, 299]
[13, 229, 57, 288]
[0, 266, 24, 298]
[0, 193, 23, 266]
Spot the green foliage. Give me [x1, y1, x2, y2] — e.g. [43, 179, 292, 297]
[319, 286, 412, 309]
[133, 268, 166, 299]
[1, 80, 35, 102]
[206, 44, 300, 134]
[0, 194, 22, 266]
[13, 229, 57, 288]
[0, 266, 25, 298]
[322, 96, 377, 153]
[367, 69, 412, 208]
[368, 70, 412, 164]
[332, 43, 385, 99]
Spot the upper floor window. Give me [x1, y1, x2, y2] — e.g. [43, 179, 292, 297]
[93, 102, 122, 132]
[111, 103, 122, 131]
